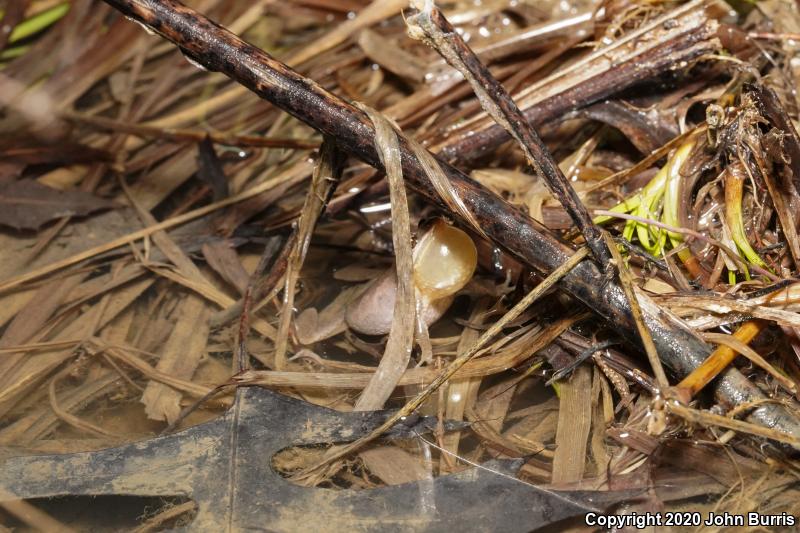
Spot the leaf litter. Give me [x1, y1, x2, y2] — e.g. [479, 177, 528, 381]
[3, 0, 800, 530]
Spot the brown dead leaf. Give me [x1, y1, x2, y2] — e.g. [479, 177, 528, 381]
[552, 365, 592, 485]
[0, 180, 115, 230]
[141, 294, 211, 424]
[360, 446, 432, 486]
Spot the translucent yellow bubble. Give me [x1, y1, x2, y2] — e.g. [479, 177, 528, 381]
[413, 220, 477, 300]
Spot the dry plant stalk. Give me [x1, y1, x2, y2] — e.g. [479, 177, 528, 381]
[602, 232, 669, 390]
[274, 139, 343, 369]
[677, 320, 766, 397]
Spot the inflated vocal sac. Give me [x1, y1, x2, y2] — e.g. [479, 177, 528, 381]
[346, 220, 477, 336]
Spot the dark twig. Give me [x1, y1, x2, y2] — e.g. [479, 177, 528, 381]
[101, 0, 800, 445]
[546, 340, 619, 386]
[64, 112, 320, 150]
[407, 1, 610, 268]
[210, 234, 290, 329]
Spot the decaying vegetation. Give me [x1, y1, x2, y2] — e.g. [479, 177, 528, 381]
[3, 0, 800, 529]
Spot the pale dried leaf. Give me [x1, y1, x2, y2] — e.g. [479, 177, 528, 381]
[141, 295, 211, 423]
[552, 365, 592, 485]
[353, 104, 416, 411]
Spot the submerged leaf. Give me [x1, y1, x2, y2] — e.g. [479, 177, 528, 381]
[196, 137, 229, 201]
[0, 180, 115, 230]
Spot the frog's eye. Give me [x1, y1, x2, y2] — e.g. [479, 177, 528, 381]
[413, 220, 477, 300]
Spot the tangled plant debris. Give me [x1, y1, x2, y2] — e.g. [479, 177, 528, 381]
[3, 0, 800, 529]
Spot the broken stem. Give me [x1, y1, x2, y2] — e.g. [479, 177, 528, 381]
[274, 139, 343, 370]
[676, 320, 766, 397]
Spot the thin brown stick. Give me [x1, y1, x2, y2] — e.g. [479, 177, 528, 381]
[65, 112, 319, 150]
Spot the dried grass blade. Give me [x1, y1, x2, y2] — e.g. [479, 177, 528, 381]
[0, 173, 294, 294]
[286, 0, 408, 66]
[0, 278, 153, 415]
[552, 365, 592, 485]
[275, 138, 343, 369]
[97, 342, 211, 398]
[0, 340, 83, 355]
[357, 29, 427, 83]
[439, 302, 485, 471]
[0, 373, 119, 445]
[147, 266, 276, 340]
[353, 104, 415, 411]
[0, 274, 85, 379]
[48, 370, 119, 439]
[602, 232, 669, 390]
[589, 369, 612, 479]
[122, 179, 214, 420]
[140, 295, 210, 424]
[407, 136, 484, 237]
[656, 294, 800, 330]
[235, 317, 573, 389]
[667, 402, 800, 449]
